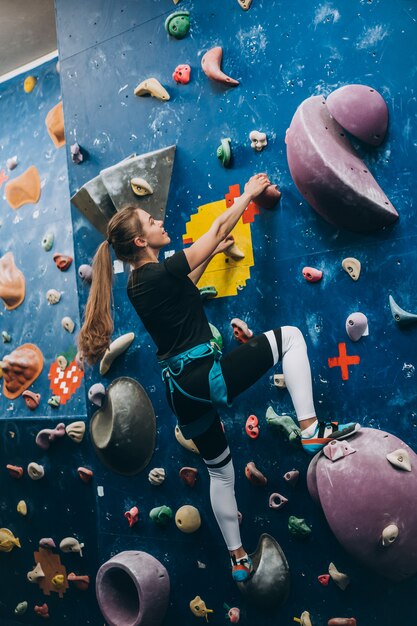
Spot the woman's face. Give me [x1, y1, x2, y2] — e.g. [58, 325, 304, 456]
[136, 209, 171, 249]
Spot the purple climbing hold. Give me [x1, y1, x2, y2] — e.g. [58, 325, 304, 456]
[78, 264, 93, 283]
[286, 95, 398, 233]
[323, 439, 356, 462]
[96, 550, 170, 626]
[345, 312, 368, 342]
[326, 85, 388, 146]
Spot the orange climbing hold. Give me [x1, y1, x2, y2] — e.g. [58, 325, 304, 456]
[1, 344, 44, 399]
[4, 165, 41, 209]
[245, 414, 259, 439]
[0, 252, 25, 310]
[45, 101, 65, 148]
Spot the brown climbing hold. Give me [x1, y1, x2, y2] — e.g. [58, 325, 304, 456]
[67, 572, 90, 590]
[1, 343, 44, 399]
[245, 461, 267, 486]
[22, 390, 41, 410]
[0, 252, 25, 310]
[4, 165, 41, 209]
[6, 464, 23, 479]
[53, 253, 73, 271]
[34, 546, 69, 597]
[45, 101, 65, 148]
[386, 448, 412, 471]
[77, 467, 93, 483]
[179, 466, 198, 486]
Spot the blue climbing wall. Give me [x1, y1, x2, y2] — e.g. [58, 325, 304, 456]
[2, 0, 416, 623]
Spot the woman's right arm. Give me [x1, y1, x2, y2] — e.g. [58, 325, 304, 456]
[184, 173, 270, 272]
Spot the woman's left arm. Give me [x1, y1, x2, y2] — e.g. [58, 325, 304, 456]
[188, 235, 234, 285]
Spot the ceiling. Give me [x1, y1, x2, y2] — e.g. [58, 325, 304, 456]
[0, 0, 57, 78]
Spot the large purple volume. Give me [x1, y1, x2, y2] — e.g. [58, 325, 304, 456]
[307, 428, 417, 581]
[286, 96, 398, 233]
[96, 550, 170, 626]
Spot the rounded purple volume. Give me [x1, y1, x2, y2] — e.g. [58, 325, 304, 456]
[326, 84, 388, 146]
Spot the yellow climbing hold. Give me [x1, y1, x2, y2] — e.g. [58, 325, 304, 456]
[190, 596, 214, 621]
[17, 500, 27, 516]
[134, 78, 170, 101]
[24, 76, 37, 93]
[0, 528, 21, 552]
[51, 574, 66, 590]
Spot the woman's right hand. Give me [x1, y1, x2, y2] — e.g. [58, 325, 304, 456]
[244, 173, 271, 199]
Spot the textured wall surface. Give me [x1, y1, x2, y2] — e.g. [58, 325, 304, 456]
[1, 0, 416, 624]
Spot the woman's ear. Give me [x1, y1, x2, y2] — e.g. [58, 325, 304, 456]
[133, 236, 147, 248]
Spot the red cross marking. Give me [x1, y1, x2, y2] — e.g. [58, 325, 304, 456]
[328, 342, 360, 380]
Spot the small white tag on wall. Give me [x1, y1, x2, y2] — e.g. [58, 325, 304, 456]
[113, 259, 124, 274]
[164, 250, 175, 259]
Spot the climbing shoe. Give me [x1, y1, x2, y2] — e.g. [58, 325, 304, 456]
[231, 554, 253, 583]
[301, 420, 360, 456]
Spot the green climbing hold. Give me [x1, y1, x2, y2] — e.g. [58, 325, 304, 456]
[149, 505, 173, 527]
[217, 138, 232, 168]
[265, 406, 301, 445]
[41, 232, 54, 251]
[209, 323, 223, 350]
[288, 515, 312, 538]
[164, 11, 190, 39]
[199, 285, 217, 300]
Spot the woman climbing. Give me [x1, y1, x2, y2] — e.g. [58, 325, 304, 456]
[78, 173, 359, 583]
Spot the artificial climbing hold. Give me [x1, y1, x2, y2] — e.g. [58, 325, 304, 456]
[318, 574, 331, 586]
[2, 331, 11, 342]
[245, 414, 259, 439]
[345, 312, 368, 342]
[386, 448, 411, 471]
[27, 462, 45, 480]
[245, 461, 267, 486]
[70, 142, 83, 164]
[389, 294, 417, 326]
[14, 601, 28, 615]
[53, 253, 73, 271]
[165, 11, 190, 39]
[45, 101, 65, 148]
[1, 344, 43, 399]
[134, 77, 170, 100]
[172, 64, 191, 84]
[17, 500, 28, 516]
[0, 528, 21, 552]
[35, 422, 66, 449]
[77, 467, 93, 483]
[190, 596, 214, 620]
[269, 493, 288, 510]
[22, 390, 41, 410]
[237, 0, 252, 9]
[201, 47, 239, 87]
[60, 537, 84, 556]
[254, 181, 282, 209]
[381, 524, 399, 547]
[88, 382, 106, 406]
[46, 288, 61, 304]
[130, 177, 153, 197]
[99, 332, 135, 375]
[4, 165, 41, 209]
[148, 467, 166, 485]
[78, 263, 93, 283]
[179, 466, 198, 486]
[231, 318, 253, 343]
[24, 75, 37, 92]
[6, 464, 23, 479]
[51, 574, 66, 590]
[288, 516, 312, 538]
[27, 563, 45, 582]
[342, 257, 361, 281]
[224, 242, 245, 260]
[34, 604, 49, 619]
[302, 267, 323, 283]
[249, 130, 267, 151]
[175, 505, 201, 533]
[328, 562, 350, 590]
[66, 421, 86, 443]
[39, 538, 56, 549]
[0, 251, 25, 310]
[266, 406, 301, 445]
[175, 425, 200, 454]
[124, 506, 139, 528]
[273, 374, 286, 389]
[61, 316, 75, 333]
[326, 84, 388, 146]
[217, 138, 232, 167]
[294, 612, 313, 626]
[6, 156, 18, 170]
[224, 604, 240, 623]
[209, 323, 223, 350]
[57, 355, 67, 370]
[199, 285, 217, 299]
[284, 469, 300, 486]
[149, 505, 174, 527]
[328, 619, 356, 626]
[323, 439, 356, 462]
[67, 572, 90, 590]
[42, 232, 54, 251]
[47, 395, 61, 407]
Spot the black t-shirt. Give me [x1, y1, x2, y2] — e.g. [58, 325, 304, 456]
[127, 250, 213, 360]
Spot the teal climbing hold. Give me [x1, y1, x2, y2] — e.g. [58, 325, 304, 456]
[217, 138, 232, 168]
[389, 295, 417, 326]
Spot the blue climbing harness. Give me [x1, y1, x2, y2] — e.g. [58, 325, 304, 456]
[158, 341, 231, 438]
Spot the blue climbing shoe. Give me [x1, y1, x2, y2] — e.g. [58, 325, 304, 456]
[231, 554, 253, 583]
[301, 420, 361, 456]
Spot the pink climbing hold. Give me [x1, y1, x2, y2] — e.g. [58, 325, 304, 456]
[226, 606, 240, 623]
[78, 467, 93, 483]
[269, 493, 288, 510]
[35, 423, 66, 449]
[318, 574, 331, 585]
[172, 64, 191, 84]
[201, 47, 239, 87]
[124, 506, 139, 528]
[326, 84, 388, 146]
[39, 537, 56, 549]
[245, 461, 267, 486]
[323, 439, 357, 462]
[284, 469, 299, 486]
[6, 464, 24, 479]
[302, 267, 323, 282]
[22, 390, 41, 410]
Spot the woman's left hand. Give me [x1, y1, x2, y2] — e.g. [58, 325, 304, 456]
[212, 235, 235, 255]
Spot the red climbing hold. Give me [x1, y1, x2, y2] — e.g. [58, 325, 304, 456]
[318, 574, 331, 586]
[245, 414, 259, 439]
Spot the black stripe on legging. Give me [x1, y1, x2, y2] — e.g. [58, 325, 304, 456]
[205, 452, 232, 469]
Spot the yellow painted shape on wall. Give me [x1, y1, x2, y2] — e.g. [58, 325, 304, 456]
[183, 198, 254, 298]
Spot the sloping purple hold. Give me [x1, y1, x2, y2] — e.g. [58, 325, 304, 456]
[96, 550, 170, 626]
[326, 84, 388, 146]
[286, 96, 398, 233]
[345, 312, 368, 341]
[307, 428, 417, 581]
